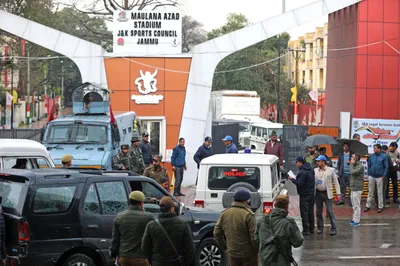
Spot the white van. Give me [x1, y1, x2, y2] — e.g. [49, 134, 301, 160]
[0, 139, 55, 169]
[248, 122, 284, 150]
[194, 154, 287, 215]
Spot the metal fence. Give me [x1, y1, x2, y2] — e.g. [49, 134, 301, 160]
[0, 129, 43, 143]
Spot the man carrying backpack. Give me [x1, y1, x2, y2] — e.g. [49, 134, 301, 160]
[254, 195, 303, 266]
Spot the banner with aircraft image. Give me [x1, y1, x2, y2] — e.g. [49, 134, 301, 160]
[351, 118, 400, 154]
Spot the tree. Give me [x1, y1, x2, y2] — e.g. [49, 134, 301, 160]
[181, 16, 206, 53]
[207, 13, 249, 40]
[67, 0, 183, 19]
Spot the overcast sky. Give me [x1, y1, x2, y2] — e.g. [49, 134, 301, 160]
[185, 0, 327, 39]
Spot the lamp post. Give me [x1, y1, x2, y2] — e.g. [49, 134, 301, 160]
[60, 60, 64, 113]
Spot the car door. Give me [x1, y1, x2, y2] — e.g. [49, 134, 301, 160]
[26, 178, 83, 255]
[80, 177, 129, 264]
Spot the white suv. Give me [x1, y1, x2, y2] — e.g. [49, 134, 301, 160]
[194, 154, 288, 215]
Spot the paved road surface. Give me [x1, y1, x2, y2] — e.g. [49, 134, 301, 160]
[180, 187, 400, 266]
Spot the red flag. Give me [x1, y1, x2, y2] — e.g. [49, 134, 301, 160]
[48, 104, 55, 122]
[110, 106, 116, 127]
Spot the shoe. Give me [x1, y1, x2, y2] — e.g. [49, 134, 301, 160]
[317, 229, 323, 234]
[330, 229, 337, 236]
[173, 193, 180, 197]
[348, 220, 354, 224]
[302, 231, 310, 236]
[377, 208, 383, 213]
[384, 204, 391, 209]
[178, 192, 186, 196]
[386, 199, 391, 204]
[364, 207, 370, 212]
[336, 201, 344, 205]
[350, 222, 360, 227]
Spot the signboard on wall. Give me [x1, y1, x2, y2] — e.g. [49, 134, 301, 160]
[221, 97, 260, 116]
[352, 118, 400, 153]
[113, 8, 182, 54]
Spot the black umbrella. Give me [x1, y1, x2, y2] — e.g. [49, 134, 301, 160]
[302, 134, 338, 147]
[333, 139, 368, 156]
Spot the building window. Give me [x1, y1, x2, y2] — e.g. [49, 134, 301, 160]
[139, 117, 166, 158]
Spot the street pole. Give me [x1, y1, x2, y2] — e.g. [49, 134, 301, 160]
[276, 47, 281, 123]
[294, 49, 298, 125]
[282, 0, 286, 13]
[10, 58, 14, 129]
[124, 0, 129, 9]
[61, 60, 64, 114]
[27, 42, 31, 125]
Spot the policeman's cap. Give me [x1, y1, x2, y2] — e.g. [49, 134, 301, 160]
[61, 154, 73, 163]
[234, 190, 251, 202]
[131, 136, 140, 142]
[129, 191, 145, 202]
[142, 132, 149, 137]
[160, 196, 177, 208]
[121, 144, 129, 149]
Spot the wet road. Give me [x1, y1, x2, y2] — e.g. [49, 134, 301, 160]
[291, 218, 400, 266]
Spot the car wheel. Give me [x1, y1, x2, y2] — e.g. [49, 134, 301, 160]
[195, 237, 226, 266]
[62, 253, 96, 266]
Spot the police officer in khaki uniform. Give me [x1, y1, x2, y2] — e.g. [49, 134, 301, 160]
[143, 155, 168, 184]
[61, 154, 73, 168]
[110, 191, 153, 266]
[213, 190, 258, 266]
[113, 145, 133, 170]
[130, 136, 146, 174]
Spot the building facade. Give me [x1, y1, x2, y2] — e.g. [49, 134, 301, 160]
[325, 0, 400, 125]
[289, 23, 328, 95]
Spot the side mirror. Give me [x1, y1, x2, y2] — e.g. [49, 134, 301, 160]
[178, 203, 185, 215]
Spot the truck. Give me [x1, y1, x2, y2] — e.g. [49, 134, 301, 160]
[41, 82, 137, 170]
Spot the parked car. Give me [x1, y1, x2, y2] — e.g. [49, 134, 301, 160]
[194, 154, 288, 215]
[0, 139, 55, 169]
[0, 169, 225, 266]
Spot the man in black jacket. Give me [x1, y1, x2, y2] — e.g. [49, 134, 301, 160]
[142, 197, 195, 266]
[0, 205, 6, 266]
[140, 133, 153, 167]
[289, 156, 315, 235]
[193, 136, 213, 169]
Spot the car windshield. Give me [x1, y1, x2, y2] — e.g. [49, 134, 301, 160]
[47, 124, 108, 144]
[208, 166, 260, 190]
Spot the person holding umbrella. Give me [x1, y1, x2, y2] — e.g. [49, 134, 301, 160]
[303, 134, 338, 169]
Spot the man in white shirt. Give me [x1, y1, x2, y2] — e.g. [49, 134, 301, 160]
[314, 155, 341, 236]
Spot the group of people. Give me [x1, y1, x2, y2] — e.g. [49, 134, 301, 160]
[112, 133, 152, 175]
[214, 191, 303, 266]
[110, 191, 194, 266]
[290, 137, 400, 238]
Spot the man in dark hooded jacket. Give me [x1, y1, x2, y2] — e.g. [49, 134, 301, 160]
[193, 136, 213, 169]
[254, 195, 303, 266]
[289, 156, 315, 235]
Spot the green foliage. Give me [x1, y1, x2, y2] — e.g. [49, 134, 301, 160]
[207, 13, 250, 40]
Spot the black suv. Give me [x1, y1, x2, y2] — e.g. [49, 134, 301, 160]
[0, 169, 226, 266]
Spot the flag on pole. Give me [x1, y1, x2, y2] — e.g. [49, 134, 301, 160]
[290, 87, 297, 102]
[309, 88, 318, 102]
[109, 106, 117, 128]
